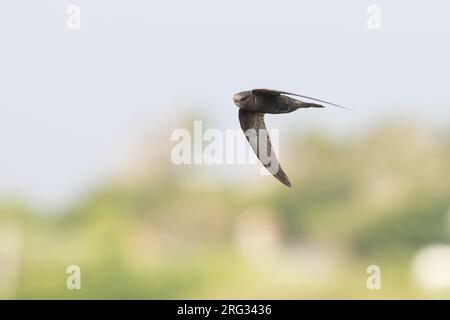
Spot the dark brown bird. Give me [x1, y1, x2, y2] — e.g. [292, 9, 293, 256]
[233, 88, 349, 187]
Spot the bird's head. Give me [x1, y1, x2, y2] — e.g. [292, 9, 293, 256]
[233, 91, 252, 109]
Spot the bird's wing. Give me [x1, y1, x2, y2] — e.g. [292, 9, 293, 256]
[251, 89, 284, 96]
[251, 88, 351, 110]
[239, 109, 291, 187]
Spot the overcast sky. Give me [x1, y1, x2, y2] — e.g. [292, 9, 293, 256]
[1, 0, 450, 207]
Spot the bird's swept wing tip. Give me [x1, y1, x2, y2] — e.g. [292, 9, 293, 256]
[275, 173, 292, 188]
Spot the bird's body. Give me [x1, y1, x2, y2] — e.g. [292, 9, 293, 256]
[234, 89, 324, 114]
[233, 89, 348, 187]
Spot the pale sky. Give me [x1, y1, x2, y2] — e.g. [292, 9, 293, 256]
[1, 0, 450, 207]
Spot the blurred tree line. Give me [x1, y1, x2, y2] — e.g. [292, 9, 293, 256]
[1, 122, 449, 299]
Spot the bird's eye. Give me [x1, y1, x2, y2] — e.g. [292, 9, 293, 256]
[241, 96, 248, 102]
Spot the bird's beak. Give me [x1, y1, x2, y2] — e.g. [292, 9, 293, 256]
[233, 95, 239, 103]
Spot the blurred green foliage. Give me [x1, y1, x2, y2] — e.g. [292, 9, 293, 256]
[1, 123, 450, 299]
